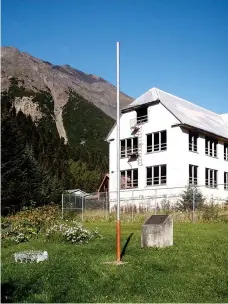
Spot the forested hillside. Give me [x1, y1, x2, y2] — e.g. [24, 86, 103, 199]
[1, 78, 114, 214]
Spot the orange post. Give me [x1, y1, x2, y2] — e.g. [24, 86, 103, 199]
[116, 220, 121, 262]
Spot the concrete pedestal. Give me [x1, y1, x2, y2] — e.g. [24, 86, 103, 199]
[141, 215, 173, 248]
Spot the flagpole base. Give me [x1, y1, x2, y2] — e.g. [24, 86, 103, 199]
[102, 261, 128, 266]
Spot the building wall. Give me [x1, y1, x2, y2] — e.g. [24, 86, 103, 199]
[179, 128, 228, 198]
[108, 102, 228, 205]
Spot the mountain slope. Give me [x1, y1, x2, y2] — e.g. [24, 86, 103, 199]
[1, 46, 132, 210]
[1, 47, 133, 138]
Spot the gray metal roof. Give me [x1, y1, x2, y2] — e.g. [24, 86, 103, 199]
[124, 87, 228, 139]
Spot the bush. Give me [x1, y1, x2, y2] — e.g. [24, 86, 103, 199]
[161, 199, 172, 214]
[1, 204, 60, 245]
[1, 205, 102, 246]
[177, 185, 205, 211]
[1, 221, 41, 245]
[201, 203, 220, 222]
[46, 220, 102, 244]
[8, 204, 60, 229]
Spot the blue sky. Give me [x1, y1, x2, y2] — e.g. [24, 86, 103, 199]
[2, 0, 228, 114]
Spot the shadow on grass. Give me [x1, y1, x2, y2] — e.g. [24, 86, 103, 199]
[1, 280, 45, 303]
[121, 233, 134, 260]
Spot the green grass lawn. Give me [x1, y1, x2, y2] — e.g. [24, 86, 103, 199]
[1, 222, 228, 303]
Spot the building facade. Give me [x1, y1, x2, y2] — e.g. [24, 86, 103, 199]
[106, 88, 228, 207]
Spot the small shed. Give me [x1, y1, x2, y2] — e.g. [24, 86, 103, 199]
[141, 215, 173, 248]
[65, 189, 89, 197]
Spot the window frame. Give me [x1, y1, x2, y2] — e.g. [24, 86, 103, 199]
[120, 169, 138, 189]
[224, 172, 228, 190]
[189, 131, 198, 152]
[136, 107, 148, 124]
[224, 143, 228, 161]
[146, 164, 167, 186]
[205, 136, 218, 158]
[120, 137, 138, 158]
[146, 130, 167, 153]
[205, 167, 218, 188]
[189, 164, 198, 185]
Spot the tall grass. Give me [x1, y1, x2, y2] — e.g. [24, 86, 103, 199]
[79, 204, 228, 223]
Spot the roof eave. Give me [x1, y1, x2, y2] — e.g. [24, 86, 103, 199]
[121, 100, 159, 113]
[172, 123, 228, 141]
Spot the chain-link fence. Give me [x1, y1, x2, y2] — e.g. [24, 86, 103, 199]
[62, 185, 228, 222]
[61, 192, 110, 221]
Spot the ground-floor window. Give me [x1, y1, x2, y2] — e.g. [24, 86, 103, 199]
[189, 164, 198, 185]
[120, 169, 138, 189]
[224, 172, 228, 190]
[205, 168, 217, 188]
[146, 165, 167, 186]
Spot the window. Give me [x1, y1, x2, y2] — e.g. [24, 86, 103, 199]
[120, 137, 138, 158]
[136, 107, 148, 123]
[205, 136, 218, 157]
[224, 172, 228, 190]
[120, 169, 138, 189]
[205, 168, 218, 188]
[189, 131, 198, 152]
[189, 165, 198, 185]
[147, 130, 167, 153]
[224, 143, 228, 161]
[146, 165, 167, 186]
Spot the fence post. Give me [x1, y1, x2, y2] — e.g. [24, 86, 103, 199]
[105, 191, 108, 221]
[81, 196, 84, 222]
[131, 204, 134, 222]
[192, 187, 195, 223]
[61, 194, 64, 219]
[154, 189, 157, 215]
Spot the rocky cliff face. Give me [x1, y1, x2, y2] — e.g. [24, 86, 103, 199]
[1, 46, 133, 142]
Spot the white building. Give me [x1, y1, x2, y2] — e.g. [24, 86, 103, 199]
[106, 87, 228, 208]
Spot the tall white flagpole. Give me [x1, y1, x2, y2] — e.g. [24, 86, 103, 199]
[116, 42, 121, 262]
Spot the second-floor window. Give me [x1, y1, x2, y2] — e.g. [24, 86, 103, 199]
[146, 165, 167, 186]
[205, 136, 218, 157]
[120, 169, 138, 189]
[224, 172, 228, 190]
[189, 164, 198, 185]
[224, 143, 228, 161]
[136, 107, 148, 124]
[205, 168, 217, 188]
[147, 130, 167, 153]
[120, 137, 138, 158]
[189, 131, 198, 152]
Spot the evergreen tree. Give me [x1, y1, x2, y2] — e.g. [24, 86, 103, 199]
[177, 185, 205, 211]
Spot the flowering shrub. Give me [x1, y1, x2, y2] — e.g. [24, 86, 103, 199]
[1, 223, 39, 244]
[8, 204, 60, 230]
[46, 220, 102, 244]
[11, 232, 28, 244]
[1, 205, 102, 246]
[1, 204, 60, 245]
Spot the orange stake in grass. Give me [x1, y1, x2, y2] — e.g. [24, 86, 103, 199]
[116, 220, 121, 262]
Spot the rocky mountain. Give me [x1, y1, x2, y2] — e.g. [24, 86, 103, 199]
[1, 46, 133, 143]
[1, 46, 134, 210]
